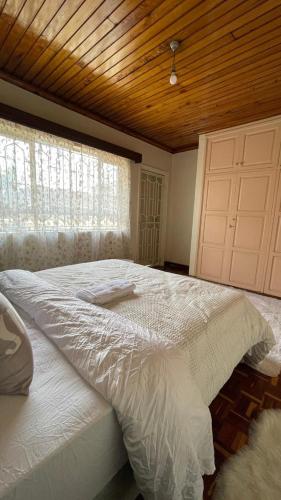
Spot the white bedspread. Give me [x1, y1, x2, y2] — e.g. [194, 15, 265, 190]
[38, 260, 274, 405]
[0, 261, 274, 500]
[0, 270, 214, 500]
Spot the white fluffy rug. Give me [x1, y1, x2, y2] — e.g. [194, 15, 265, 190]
[244, 291, 281, 376]
[213, 410, 281, 500]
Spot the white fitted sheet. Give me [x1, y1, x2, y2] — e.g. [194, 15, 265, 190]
[0, 309, 128, 500]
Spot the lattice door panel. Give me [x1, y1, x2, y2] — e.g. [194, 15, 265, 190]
[138, 171, 163, 265]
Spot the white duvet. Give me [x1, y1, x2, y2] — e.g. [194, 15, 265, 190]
[0, 262, 274, 500]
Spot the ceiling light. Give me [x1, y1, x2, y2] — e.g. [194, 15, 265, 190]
[169, 40, 180, 85]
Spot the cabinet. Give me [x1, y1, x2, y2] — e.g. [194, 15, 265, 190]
[195, 119, 281, 295]
[206, 124, 280, 174]
[264, 172, 281, 297]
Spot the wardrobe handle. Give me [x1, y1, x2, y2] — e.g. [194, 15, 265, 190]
[229, 224, 236, 228]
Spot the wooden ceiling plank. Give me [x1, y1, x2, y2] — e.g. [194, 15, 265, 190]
[89, 7, 281, 114]
[0, 0, 27, 48]
[52, 0, 203, 101]
[109, 0, 144, 24]
[0, 0, 47, 69]
[0, 1, 7, 15]
[18, 0, 103, 82]
[124, 60, 281, 128]
[0, 0, 281, 150]
[101, 23, 281, 126]
[81, 0, 279, 109]
[177, 96, 281, 140]
[47, 0, 164, 94]
[73, 0, 272, 107]
[94, 15, 281, 116]
[62, 0, 238, 103]
[4, 0, 66, 74]
[54, 0, 181, 99]
[42, 0, 144, 92]
[131, 86, 281, 141]
[33, 0, 128, 89]
[106, 34, 281, 125]
[112, 51, 279, 127]
[110, 70, 281, 137]
[31, 0, 112, 86]
[71, 0, 237, 105]
[89, 34, 233, 112]
[39, 19, 115, 90]
[144, 89, 281, 147]
[232, 4, 281, 37]
[137, 72, 281, 137]
[11, 0, 86, 77]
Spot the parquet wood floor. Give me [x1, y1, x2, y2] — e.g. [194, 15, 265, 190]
[136, 363, 281, 500]
[138, 266, 281, 499]
[203, 362, 281, 499]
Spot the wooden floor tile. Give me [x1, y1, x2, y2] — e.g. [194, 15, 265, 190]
[203, 363, 281, 498]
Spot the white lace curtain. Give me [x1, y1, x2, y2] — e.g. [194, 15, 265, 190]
[0, 118, 131, 271]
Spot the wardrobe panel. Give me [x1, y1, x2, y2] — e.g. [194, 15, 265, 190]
[200, 246, 225, 280]
[202, 214, 228, 246]
[197, 173, 236, 282]
[237, 174, 270, 212]
[206, 135, 239, 172]
[227, 170, 276, 291]
[268, 256, 281, 294]
[274, 216, 281, 253]
[233, 216, 264, 251]
[264, 171, 281, 297]
[229, 251, 260, 288]
[241, 126, 280, 169]
[205, 177, 233, 211]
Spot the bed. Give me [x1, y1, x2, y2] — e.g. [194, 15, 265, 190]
[0, 259, 274, 500]
[0, 306, 137, 500]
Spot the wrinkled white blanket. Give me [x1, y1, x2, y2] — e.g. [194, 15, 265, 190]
[38, 260, 275, 405]
[0, 264, 274, 500]
[0, 270, 214, 500]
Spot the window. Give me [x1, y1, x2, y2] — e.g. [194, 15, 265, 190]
[0, 118, 131, 271]
[0, 118, 130, 234]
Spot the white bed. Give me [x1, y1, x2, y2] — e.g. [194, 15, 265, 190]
[0, 308, 136, 500]
[38, 259, 273, 405]
[0, 259, 274, 500]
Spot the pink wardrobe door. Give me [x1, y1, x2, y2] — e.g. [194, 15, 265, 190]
[197, 173, 236, 283]
[264, 171, 281, 297]
[226, 170, 277, 292]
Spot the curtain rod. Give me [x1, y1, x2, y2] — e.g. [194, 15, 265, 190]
[0, 103, 142, 163]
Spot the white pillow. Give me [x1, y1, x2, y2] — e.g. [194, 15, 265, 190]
[0, 292, 33, 395]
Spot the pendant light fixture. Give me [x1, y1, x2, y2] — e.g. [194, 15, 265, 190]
[169, 40, 180, 85]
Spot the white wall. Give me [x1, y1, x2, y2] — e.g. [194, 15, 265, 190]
[166, 150, 198, 266]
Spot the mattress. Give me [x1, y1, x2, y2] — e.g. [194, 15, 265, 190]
[0, 308, 129, 500]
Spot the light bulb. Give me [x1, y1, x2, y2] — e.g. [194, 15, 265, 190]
[169, 70, 177, 85]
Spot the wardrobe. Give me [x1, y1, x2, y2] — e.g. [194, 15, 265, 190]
[191, 117, 281, 298]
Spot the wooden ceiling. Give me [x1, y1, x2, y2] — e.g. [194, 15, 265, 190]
[0, 0, 281, 153]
